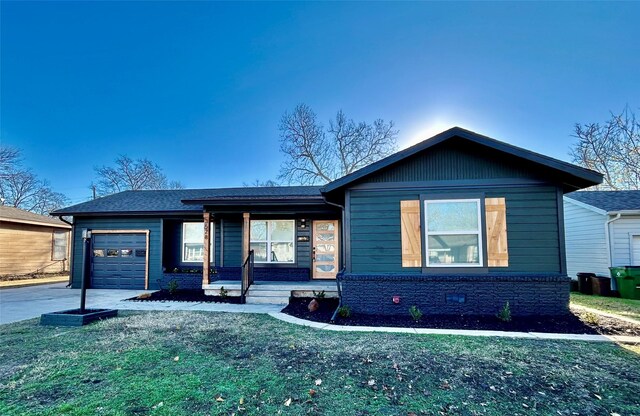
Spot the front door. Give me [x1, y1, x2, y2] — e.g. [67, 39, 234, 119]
[312, 220, 339, 279]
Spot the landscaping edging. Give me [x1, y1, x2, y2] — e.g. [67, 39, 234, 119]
[268, 312, 640, 343]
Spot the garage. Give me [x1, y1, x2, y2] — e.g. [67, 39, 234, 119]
[91, 232, 148, 289]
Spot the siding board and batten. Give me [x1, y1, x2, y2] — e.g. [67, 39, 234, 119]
[400, 200, 422, 267]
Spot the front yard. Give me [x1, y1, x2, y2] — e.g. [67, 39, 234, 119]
[1, 311, 639, 416]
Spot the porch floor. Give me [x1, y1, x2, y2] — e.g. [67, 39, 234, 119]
[203, 280, 338, 304]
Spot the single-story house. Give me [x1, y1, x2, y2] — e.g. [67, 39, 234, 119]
[0, 206, 71, 276]
[52, 127, 602, 316]
[564, 191, 640, 280]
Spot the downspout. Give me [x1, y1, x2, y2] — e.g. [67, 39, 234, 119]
[605, 213, 621, 267]
[57, 216, 74, 288]
[605, 213, 622, 289]
[323, 198, 346, 323]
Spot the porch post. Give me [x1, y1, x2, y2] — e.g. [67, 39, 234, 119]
[202, 212, 211, 285]
[242, 212, 250, 262]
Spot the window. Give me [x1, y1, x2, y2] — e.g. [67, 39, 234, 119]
[52, 231, 68, 261]
[250, 220, 295, 263]
[182, 222, 214, 263]
[424, 199, 483, 267]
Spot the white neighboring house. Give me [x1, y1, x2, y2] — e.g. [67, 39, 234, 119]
[564, 191, 640, 282]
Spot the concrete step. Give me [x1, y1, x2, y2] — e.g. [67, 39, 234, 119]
[247, 289, 292, 297]
[204, 289, 241, 297]
[245, 296, 289, 304]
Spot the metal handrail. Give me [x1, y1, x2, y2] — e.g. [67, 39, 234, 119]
[240, 250, 254, 304]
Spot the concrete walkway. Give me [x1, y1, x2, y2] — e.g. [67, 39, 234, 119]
[268, 312, 640, 344]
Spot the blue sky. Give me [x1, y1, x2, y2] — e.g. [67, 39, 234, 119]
[1, 1, 639, 204]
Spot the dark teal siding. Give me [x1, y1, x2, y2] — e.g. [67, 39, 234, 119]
[71, 217, 162, 288]
[348, 186, 561, 274]
[223, 219, 243, 266]
[361, 138, 549, 184]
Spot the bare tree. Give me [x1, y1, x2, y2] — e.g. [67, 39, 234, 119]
[0, 146, 69, 215]
[570, 107, 640, 190]
[243, 179, 280, 187]
[278, 104, 398, 185]
[93, 155, 184, 196]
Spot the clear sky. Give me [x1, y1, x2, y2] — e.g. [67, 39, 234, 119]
[1, 1, 638, 204]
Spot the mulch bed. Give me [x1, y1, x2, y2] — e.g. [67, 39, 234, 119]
[126, 290, 242, 304]
[282, 297, 640, 336]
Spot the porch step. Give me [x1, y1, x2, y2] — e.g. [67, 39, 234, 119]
[244, 295, 290, 305]
[202, 280, 339, 304]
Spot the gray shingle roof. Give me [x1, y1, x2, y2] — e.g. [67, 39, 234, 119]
[51, 186, 323, 215]
[565, 190, 640, 212]
[0, 206, 71, 228]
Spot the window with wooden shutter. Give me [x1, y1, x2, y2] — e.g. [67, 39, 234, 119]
[401, 200, 422, 267]
[485, 197, 509, 267]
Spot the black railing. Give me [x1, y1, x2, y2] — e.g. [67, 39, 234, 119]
[240, 250, 254, 304]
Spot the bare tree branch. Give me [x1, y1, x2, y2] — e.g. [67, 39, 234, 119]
[278, 104, 398, 184]
[93, 156, 183, 196]
[0, 146, 69, 215]
[570, 106, 640, 190]
[243, 179, 280, 187]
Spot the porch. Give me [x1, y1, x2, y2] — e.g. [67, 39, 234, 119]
[204, 280, 339, 304]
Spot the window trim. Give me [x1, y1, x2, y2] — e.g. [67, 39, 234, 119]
[423, 198, 484, 268]
[51, 230, 68, 261]
[250, 219, 296, 264]
[181, 222, 215, 264]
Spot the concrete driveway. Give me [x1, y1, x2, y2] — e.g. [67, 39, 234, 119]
[0, 283, 285, 325]
[0, 283, 150, 324]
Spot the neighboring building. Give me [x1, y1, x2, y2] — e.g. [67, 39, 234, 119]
[0, 206, 71, 276]
[52, 127, 602, 316]
[564, 191, 640, 280]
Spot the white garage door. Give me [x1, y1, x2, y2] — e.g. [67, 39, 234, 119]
[632, 235, 640, 265]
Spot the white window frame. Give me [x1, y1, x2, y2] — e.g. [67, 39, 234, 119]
[52, 230, 68, 261]
[181, 222, 215, 264]
[424, 198, 483, 268]
[250, 219, 296, 264]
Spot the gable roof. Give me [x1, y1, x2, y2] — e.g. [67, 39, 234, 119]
[565, 191, 640, 213]
[51, 186, 322, 215]
[321, 127, 603, 193]
[0, 206, 71, 228]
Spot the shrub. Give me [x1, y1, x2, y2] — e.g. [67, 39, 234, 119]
[337, 305, 351, 318]
[219, 286, 228, 298]
[583, 311, 600, 325]
[409, 305, 423, 322]
[313, 290, 326, 299]
[167, 279, 179, 295]
[497, 301, 512, 322]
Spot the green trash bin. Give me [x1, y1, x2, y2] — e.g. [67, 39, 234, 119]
[609, 266, 640, 300]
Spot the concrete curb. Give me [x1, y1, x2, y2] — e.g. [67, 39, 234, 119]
[267, 312, 640, 344]
[0, 276, 69, 289]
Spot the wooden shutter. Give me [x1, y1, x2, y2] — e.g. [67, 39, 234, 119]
[485, 197, 509, 267]
[401, 200, 422, 267]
